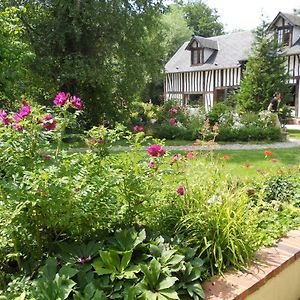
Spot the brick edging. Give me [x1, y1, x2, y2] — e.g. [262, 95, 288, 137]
[203, 228, 300, 300]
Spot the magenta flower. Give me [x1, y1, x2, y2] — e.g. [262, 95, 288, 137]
[0, 110, 9, 125]
[149, 160, 156, 169]
[71, 96, 82, 110]
[53, 92, 68, 107]
[147, 144, 166, 157]
[19, 105, 31, 117]
[133, 124, 144, 133]
[42, 114, 57, 131]
[169, 117, 176, 126]
[177, 185, 184, 195]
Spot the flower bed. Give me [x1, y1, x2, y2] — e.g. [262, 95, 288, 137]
[0, 94, 299, 299]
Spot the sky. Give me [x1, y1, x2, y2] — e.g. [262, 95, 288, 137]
[204, 0, 300, 32]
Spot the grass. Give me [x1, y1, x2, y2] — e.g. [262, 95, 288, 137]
[288, 129, 300, 140]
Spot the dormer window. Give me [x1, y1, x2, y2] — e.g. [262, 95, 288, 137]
[191, 48, 204, 65]
[277, 26, 290, 46]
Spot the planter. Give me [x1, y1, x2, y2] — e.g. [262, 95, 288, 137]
[203, 228, 300, 300]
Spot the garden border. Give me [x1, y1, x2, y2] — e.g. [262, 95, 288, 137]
[203, 228, 300, 300]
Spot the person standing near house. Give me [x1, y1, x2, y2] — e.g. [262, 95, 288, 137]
[268, 92, 282, 127]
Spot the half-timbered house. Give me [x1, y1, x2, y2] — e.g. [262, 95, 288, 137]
[164, 12, 300, 118]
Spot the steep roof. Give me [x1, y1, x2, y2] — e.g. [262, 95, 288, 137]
[185, 36, 219, 50]
[165, 31, 254, 73]
[269, 12, 300, 28]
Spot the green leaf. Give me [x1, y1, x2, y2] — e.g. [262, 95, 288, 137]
[59, 265, 79, 278]
[41, 257, 57, 281]
[157, 277, 178, 290]
[159, 288, 179, 299]
[187, 282, 205, 299]
[100, 250, 120, 270]
[120, 251, 133, 271]
[92, 259, 115, 276]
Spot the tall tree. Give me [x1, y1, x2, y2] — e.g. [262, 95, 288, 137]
[11, 0, 165, 127]
[183, 0, 224, 37]
[236, 21, 292, 112]
[0, 5, 32, 109]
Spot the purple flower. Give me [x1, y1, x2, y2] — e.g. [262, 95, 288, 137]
[19, 105, 31, 117]
[53, 92, 68, 107]
[177, 185, 184, 196]
[42, 114, 57, 131]
[0, 110, 9, 125]
[147, 144, 166, 157]
[71, 96, 82, 110]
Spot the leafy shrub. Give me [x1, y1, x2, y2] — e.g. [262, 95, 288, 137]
[216, 126, 282, 142]
[263, 175, 297, 203]
[207, 102, 231, 124]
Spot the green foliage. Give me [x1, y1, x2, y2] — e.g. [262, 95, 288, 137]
[236, 21, 292, 112]
[1, 229, 206, 300]
[183, 1, 224, 37]
[216, 126, 282, 142]
[11, 0, 165, 127]
[0, 6, 33, 108]
[263, 175, 298, 203]
[207, 102, 231, 124]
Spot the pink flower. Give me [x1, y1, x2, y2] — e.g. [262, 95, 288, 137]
[13, 122, 23, 131]
[271, 159, 277, 163]
[177, 185, 184, 195]
[169, 117, 176, 126]
[147, 144, 166, 157]
[149, 160, 156, 169]
[133, 124, 144, 133]
[172, 154, 180, 162]
[168, 107, 177, 114]
[53, 92, 68, 107]
[42, 114, 57, 131]
[0, 110, 9, 125]
[19, 105, 31, 117]
[71, 96, 82, 110]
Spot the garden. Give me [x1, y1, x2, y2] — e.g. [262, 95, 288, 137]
[0, 93, 300, 299]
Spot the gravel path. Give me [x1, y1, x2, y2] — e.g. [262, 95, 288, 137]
[68, 138, 300, 153]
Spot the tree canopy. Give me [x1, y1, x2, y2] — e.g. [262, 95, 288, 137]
[236, 21, 292, 112]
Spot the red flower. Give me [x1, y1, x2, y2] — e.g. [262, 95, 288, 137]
[223, 155, 230, 160]
[244, 163, 252, 168]
[186, 151, 195, 160]
[264, 150, 273, 157]
[271, 159, 277, 163]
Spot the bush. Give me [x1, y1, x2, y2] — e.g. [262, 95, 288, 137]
[263, 175, 297, 203]
[216, 126, 282, 142]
